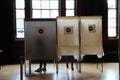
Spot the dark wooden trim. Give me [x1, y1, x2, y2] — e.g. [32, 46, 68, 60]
[25, 18, 56, 21]
[25, 0, 32, 18]
[59, 0, 65, 16]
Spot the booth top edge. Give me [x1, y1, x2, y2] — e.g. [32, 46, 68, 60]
[56, 16, 102, 19]
[24, 18, 56, 21]
[80, 16, 102, 19]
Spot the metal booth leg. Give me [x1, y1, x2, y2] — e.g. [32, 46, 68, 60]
[79, 55, 81, 73]
[97, 55, 103, 72]
[56, 58, 59, 74]
[20, 56, 24, 80]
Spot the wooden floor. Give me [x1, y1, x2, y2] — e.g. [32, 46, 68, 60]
[0, 63, 119, 80]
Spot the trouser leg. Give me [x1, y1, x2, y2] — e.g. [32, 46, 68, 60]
[43, 60, 46, 68]
[40, 60, 43, 69]
[71, 56, 74, 70]
[66, 56, 69, 68]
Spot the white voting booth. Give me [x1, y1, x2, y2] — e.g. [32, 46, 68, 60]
[80, 16, 103, 71]
[57, 16, 80, 72]
[57, 17, 80, 56]
[80, 16, 103, 56]
[57, 16, 103, 72]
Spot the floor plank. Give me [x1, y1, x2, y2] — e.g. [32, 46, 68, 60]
[0, 63, 119, 80]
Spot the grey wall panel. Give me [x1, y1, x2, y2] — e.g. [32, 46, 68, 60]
[24, 19, 57, 60]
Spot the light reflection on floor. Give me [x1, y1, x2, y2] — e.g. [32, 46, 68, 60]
[0, 63, 119, 80]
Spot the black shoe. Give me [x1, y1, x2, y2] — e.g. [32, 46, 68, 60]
[71, 67, 74, 71]
[35, 68, 42, 72]
[41, 67, 46, 71]
[66, 65, 69, 68]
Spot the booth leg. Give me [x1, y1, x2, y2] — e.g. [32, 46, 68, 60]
[20, 56, 24, 80]
[56, 60, 58, 74]
[97, 57, 103, 72]
[79, 56, 81, 73]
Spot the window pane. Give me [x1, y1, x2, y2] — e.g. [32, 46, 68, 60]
[66, 10, 74, 16]
[16, 10, 25, 18]
[32, 0, 41, 9]
[16, 28, 24, 38]
[108, 9, 116, 18]
[51, 10, 58, 18]
[16, 0, 25, 39]
[108, 28, 116, 37]
[16, 18, 24, 28]
[42, 10, 50, 18]
[42, 0, 49, 9]
[66, 0, 74, 9]
[108, 19, 116, 28]
[32, 0, 59, 19]
[107, 0, 116, 8]
[50, 1, 58, 9]
[16, 0, 25, 8]
[32, 10, 41, 18]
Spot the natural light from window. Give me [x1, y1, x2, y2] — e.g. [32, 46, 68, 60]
[107, 0, 117, 37]
[66, 0, 74, 16]
[16, 0, 25, 38]
[32, 0, 59, 18]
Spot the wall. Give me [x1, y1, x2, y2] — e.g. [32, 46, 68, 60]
[0, 0, 15, 64]
[80, 0, 118, 62]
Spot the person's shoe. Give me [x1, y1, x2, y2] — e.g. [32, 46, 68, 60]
[66, 65, 69, 68]
[41, 67, 46, 71]
[71, 67, 74, 71]
[35, 68, 42, 72]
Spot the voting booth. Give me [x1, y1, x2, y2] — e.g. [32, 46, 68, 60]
[23, 16, 103, 75]
[24, 19, 57, 75]
[80, 16, 103, 71]
[57, 16, 80, 56]
[80, 16, 103, 56]
[56, 16, 103, 72]
[57, 16, 81, 72]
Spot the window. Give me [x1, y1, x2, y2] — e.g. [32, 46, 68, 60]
[66, 0, 75, 16]
[107, 0, 117, 37]
[32, 0, 59, 18]
[15, 0, 25, 38]
[15, 0, 75, 39]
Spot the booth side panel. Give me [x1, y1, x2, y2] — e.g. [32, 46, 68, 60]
[57, 17, 80, 56]
[80, 16, 103, 55]
[24, 20, 57, 60]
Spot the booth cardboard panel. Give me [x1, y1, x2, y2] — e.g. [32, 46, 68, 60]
[24, 19, 57, 60]
[57, 17, 80, 56]
[80, 16, 103, 55]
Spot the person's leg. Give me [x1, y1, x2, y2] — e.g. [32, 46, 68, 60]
[71, 56, 74, 70]
[66, 56, 69, 68]
[40, 60, 43, 69]
[42, 60, 46, 71]
[35, 60, 43, 72]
